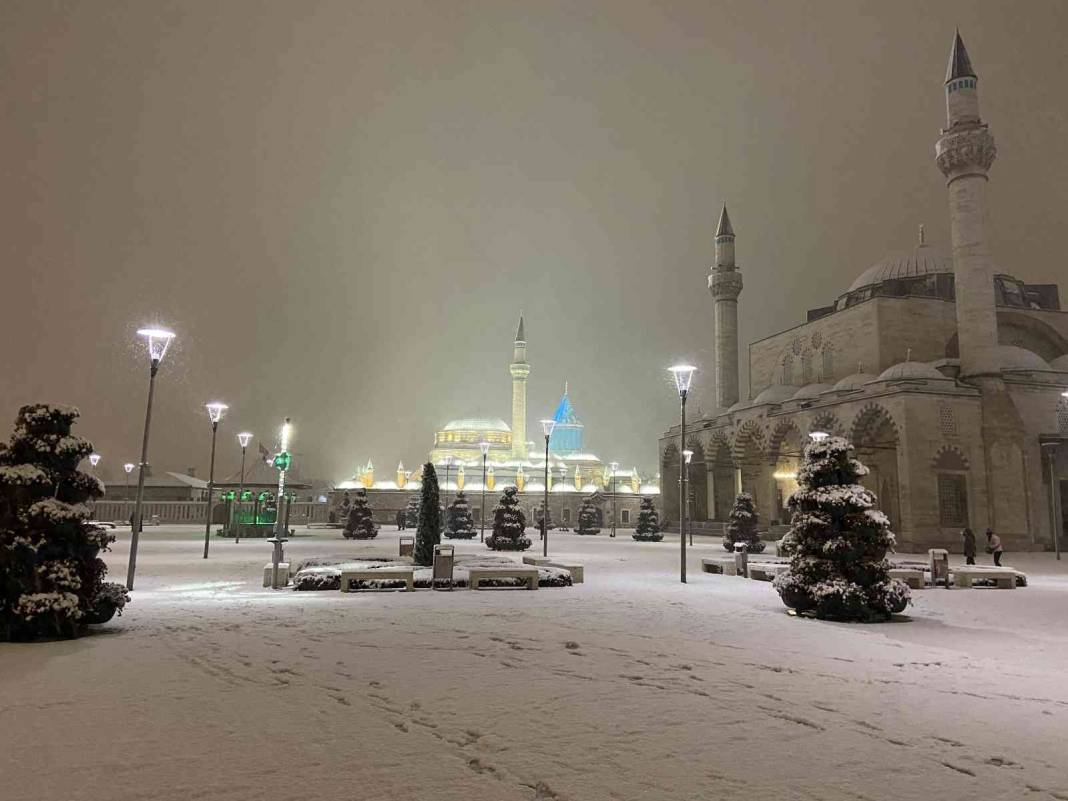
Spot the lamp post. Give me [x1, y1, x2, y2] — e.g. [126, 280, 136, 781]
[234, 432, 252, 543]
[202, 402, 228, 559]
[1043, 438, 1062, 561]
[682, 450, 693, 545]
[540, 419, 556, 556]
[609, 461, 619, 538]
[479, 441, 490, 542]
[126, 327, 175, 591]
[669, 364, 696, 583]
[123, 462, 134, 515]
[442, 454, 453, 531]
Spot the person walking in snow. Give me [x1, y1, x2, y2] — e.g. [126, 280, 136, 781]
[395, 509, 405, 530]
[961, 527, 977, 565]
[985, 528, 1004, 567]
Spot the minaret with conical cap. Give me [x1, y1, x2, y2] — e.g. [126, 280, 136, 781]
[936, 31, 999, 376]
[708, 204, 743, 408]
[509, 315, 529, 459]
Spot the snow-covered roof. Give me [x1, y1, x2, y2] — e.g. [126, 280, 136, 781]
[639, 484, 661, 495]
[995, 345, 1050, 372]
[1050, 353, 1068, 372]
[833, 372, 878, 392]
[441, 417, 511, 433]
[753, 385, 800, 405]
[877, 361, 947, 381]
[792, 383, 833, 400]
[848, 242, 954, 292]
[371, 480, 399, 490]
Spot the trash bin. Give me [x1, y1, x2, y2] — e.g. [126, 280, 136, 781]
[733, 543, 749, 578]
[433, 544, 455, 591]
[928, 548, 950, 588]
[399, 536, 415, 558]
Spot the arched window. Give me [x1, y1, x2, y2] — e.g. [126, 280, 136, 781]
[781, 353, 794, 385]
[821, 346, 834, 382]
[801, 351, 812, 385]
[933, 448, 969, 527]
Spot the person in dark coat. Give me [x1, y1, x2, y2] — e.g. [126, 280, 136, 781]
[961, 527, 976, 565]
[395, 509, 405, 530]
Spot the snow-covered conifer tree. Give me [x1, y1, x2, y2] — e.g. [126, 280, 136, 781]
[486, 486, 530, 551]
[632, 496, 662, 541]
[0, 404, 129, 641]
[343, 488, 378, 539]
[444, 491, 476, 539]
[404, 495, 420, 529]
[576, 497, 600, 535]
[723, 493, 764, 553]
[774, 436, 909, 621]
[413, 463, 440, 566]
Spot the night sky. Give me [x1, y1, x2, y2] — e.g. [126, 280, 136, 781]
[2, 0, 1066, 485]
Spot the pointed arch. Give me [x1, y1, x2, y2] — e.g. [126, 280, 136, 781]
[809, 411, 844, 439]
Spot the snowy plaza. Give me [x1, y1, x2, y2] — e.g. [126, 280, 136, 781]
[3, 524, 1066, 801]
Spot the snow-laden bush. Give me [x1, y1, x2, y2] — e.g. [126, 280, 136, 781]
[445, 491, 477, 539]
[723, 493, 765, 553]
[774, 436, 909, 621]
[0, 404, 129, 640]
[632, 496, 662, 541]
[342, 488, 378, 539]
[576, 497, 600, 535]
[486, 486, 530, 551]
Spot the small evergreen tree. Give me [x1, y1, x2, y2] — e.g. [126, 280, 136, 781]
[723, 493, 764, 553]
[445, 491, 477, 539]
[576, 497, 600, 535]
[632, 496, 662, 541]
[0, 404, 129, 641]
[487, 486, 530, 551]
[413, 463, 441, 566]
[343, 488, 378, 539]
[404, 495, 420, 528]
[774, 436, 910, 621]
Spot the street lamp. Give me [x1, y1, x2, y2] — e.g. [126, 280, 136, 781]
[202, 402, 228, 559]
[609, 461, 619, 538]
[809, 430, 829, 443]
[89, 453, 101, 469]
[682, 450, 693, 545]
[126, 326, 176, 591]
[479, 441, 490, 542]
[669, 364, 696, 584]
[123, 462, 134, 497]
[1042, 440, 1062, 561]
[540, 419, 556, 556]
[235, 432, 253, 544]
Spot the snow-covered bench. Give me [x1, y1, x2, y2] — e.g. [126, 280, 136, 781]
[262, 562, 291, 587]
[953, 566, 1016, 589]
[468, 566, 539, 590]
[701, 556, 739, 576]
[522, 556, 584, 583]
[339, 567, 415, 592]
[747, 563, 789, 582]
[888, 568, 924, 589]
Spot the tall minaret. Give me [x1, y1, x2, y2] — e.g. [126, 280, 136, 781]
[936, 31, 1000, 376]
[709, 203, 743, 408]
[509, 315, 529, 459]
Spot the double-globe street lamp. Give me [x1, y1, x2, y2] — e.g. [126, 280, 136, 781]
[235, 431, 253, 544]
[669, 364, 696, 584]
[202, 403, 228, 559]
[479, 441, 490, 542]
[126, 327, 176, 591]
[682, 450, 693, 545]
[89, 453, 101, 470]
[540, 419, 556, 557]
[609, 461, 619, 538]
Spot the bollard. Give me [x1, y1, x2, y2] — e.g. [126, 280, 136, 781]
[433, 544, 455, 591]
[733, 543, 749, 578]
[267, 536, 288, 589]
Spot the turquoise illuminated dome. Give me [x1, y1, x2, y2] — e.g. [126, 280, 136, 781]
[548, 384, 584, 455]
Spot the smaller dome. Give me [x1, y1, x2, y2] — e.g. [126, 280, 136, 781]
[995, 345, 1050, 372]
[877, 361, 947, 381]
[833, 372, 878, 391]
[1050, 353, 1068, 372]
[792, 383, 833, 400]
[753, 385, 800, 405]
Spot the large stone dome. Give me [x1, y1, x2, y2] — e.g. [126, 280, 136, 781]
[994, 345, 1050, 372]
[848, 243, 954, 292]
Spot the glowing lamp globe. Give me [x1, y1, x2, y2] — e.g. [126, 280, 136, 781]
[809, 431, 830, 443]
[123, 462, 135, 475]
[137, 327, 176, 364]
[237, 432, 253, 449]
[479, 440, 490, 457]
[540, 419, 556, 438]
[205, 402, 228, 424]
[668, 364, 696, 395]
[89, 453, 101, 467]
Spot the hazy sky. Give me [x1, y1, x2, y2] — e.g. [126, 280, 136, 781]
[2, 0, 1067, 485]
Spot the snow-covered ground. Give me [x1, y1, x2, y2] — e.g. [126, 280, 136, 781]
[3, 525, 1067, 800]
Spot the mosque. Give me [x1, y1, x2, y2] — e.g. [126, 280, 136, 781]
[660, 33, 1068, 553]
[336, 317, 660, 528]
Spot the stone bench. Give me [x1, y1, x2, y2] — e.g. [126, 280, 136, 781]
[468, 567, 539, 590]
[953, 567, 1016, 589]
[701, 557, 739, 576]
[339, 567, 415, 592]
[522, 556, 584, 583]
[262, 562, 291, 587]
[888, 568, 925, 589]
[747, 563, 789, 582]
